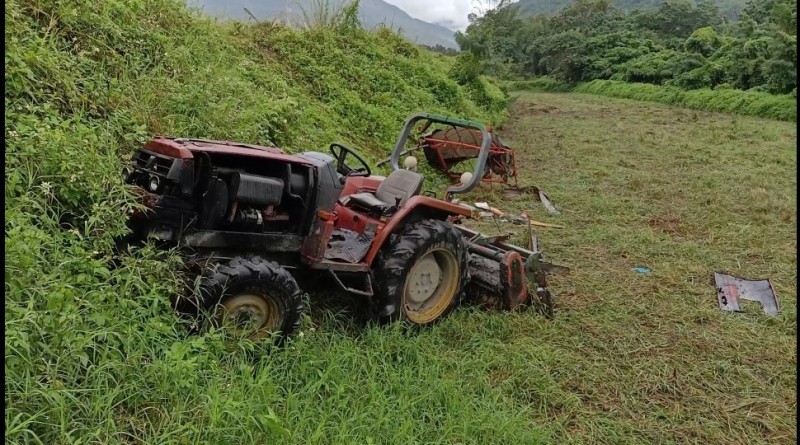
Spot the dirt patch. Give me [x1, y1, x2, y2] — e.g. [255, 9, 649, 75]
[524, 104, 559, 115]
[489, 369, 511, 387]
[648, 216, 688, 237]
[509, 100, 569, 119]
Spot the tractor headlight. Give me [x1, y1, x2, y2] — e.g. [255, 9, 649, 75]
[148, 175, 160, 192]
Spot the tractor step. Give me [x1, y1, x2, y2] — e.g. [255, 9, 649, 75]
[327, 269, 373, 297]
[312, 259, 370, 272]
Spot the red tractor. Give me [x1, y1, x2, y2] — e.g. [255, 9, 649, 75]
[122, 113, 557, 343]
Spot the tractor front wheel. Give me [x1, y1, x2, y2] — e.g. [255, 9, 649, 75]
[373, 219, 469, 326]
[195, 256, 304, 344]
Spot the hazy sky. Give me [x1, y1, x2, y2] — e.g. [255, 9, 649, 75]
[382, 0, 494, 31]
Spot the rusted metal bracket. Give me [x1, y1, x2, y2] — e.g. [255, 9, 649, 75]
[328, 269, 374, 297]
[468, 231, 512, 246]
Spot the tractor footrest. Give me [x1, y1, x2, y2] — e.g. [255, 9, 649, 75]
[324, 228, 374, 263]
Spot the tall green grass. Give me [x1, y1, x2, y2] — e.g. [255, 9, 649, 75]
[507, 78, 797, 121]
[5, 0, 510, 442]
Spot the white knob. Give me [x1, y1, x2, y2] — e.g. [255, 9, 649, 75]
[404, 156, 418, 171]
[460, 171, 473, 185]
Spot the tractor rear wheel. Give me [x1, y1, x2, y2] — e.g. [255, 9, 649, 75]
[373, 219, 469, 326]
[195, 256, 303, 344]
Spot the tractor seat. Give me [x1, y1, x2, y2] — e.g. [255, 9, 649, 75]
[346, 169, 424, 215]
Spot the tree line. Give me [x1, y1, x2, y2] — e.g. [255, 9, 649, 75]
[455, 0, 796, 95]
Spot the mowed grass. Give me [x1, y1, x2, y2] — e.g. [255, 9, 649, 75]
[451, 91, 796, 444]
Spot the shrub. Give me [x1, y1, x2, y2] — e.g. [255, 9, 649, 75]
[508, 78, 795, 121]
[573, 80, 796, 121]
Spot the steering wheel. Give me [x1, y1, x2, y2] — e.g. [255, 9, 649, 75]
[329, 142, 372, 179]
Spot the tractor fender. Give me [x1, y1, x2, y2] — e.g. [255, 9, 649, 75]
[363, 196, 471, 265]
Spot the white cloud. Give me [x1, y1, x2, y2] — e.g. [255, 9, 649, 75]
[381, 0, 475, 31]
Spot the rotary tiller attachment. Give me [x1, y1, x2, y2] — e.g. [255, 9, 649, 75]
[457, 226, 566, 319]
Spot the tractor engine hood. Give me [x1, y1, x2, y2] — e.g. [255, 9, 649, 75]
[143, 136, 314, 166]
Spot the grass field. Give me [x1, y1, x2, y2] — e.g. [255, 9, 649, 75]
[299, 91, 798, 444]
[155, 91, 795, 444]
[452, 91, 797, 444]
[504, 78, 797, 122]
[7, 87, 796, 443]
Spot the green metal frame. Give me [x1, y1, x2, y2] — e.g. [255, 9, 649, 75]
[389, 112, 492, 201]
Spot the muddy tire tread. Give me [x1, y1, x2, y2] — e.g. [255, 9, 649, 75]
[373, 218, 469, 325]
[196, 256, 303, 343]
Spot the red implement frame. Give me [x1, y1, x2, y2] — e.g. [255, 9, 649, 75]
[420, 127, 519, 188]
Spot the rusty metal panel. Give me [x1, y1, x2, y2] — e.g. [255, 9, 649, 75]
[714, 272, 780, 316]
[301, 216, 335, 262]
[500, 251, 529, 310]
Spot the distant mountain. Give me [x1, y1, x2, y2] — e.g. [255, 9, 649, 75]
[513, 0, 748, 19]
[187, 0, 459, 48]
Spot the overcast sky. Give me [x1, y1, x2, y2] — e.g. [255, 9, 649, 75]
[382, 0, 502, 31]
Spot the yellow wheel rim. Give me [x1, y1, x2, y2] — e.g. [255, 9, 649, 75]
[402, 248, 460, 324]
[215, 293, 281, 340]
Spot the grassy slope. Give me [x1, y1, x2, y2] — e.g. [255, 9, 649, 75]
[457, 91, 796, 444]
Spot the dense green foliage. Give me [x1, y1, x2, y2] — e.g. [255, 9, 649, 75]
[420, 43, 461, 56]
[513, 0, 748, 19]
[573, 79, 797, 120]
[507, 78, 797, 120]
[5, 0, 509, 442]
[458, 0, 797, 95]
